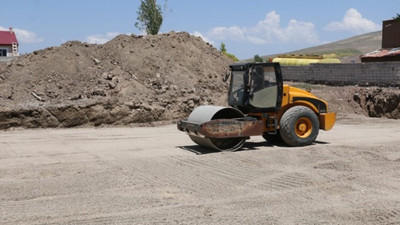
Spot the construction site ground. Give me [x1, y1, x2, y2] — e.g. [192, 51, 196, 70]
[1, 115, 400, 225]
[1, 32, 400, 224]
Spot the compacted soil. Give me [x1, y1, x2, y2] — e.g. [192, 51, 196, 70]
[1, 116, 400, 224]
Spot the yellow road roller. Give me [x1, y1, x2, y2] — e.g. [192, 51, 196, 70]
[177, 62, 335, 151]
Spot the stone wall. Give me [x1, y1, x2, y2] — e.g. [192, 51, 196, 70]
[281, 62, 400, 86]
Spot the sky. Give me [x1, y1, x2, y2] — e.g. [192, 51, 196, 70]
[1, 0, 398, 59]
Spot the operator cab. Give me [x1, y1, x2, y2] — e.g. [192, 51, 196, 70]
[227, 62, 283, 114]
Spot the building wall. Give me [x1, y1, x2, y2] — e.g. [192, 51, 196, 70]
[0, 45, 12, 57]
[281, 62, 400, 86]
[382, 19, 400, 48]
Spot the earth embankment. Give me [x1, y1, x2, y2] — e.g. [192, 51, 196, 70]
[1, 32, 400, 129]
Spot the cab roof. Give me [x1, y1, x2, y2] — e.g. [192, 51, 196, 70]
[229, 62, 279, 71]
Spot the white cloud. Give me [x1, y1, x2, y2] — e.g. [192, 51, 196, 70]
[192, 31, 215, 45]
[0, 26, 44, 43]
[205, 11, 319, 45]
[207, 25, 247, 42]
[325, 8, 380, 34]
[86, 32, 120, 44]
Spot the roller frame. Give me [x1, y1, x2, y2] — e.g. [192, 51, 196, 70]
[177, 118, 264, 138]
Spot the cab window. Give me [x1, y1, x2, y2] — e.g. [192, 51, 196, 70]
[249, 66, 278, 109]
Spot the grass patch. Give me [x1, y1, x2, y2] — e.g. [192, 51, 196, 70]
[309, 48, 362, 59]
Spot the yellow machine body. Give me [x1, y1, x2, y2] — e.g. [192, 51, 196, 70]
[249, 85, 336, 134]
[178, 62, 336, 151]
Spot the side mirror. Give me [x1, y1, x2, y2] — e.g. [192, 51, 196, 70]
[223, 70, 230, 82]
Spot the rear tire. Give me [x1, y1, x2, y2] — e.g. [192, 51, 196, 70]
[280, 106, 319, 146]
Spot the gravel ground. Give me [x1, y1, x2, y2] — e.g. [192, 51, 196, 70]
[1, 115, 400, 225]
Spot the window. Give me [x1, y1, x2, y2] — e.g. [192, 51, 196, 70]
[0, 49, 7, 57]
[249, 65, 278, 109]
[228, 71, 246, 106]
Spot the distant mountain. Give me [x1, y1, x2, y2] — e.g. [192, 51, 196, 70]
[254, 31, 382, 63]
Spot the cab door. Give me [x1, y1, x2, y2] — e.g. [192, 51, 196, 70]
[248, 63, 283, 112]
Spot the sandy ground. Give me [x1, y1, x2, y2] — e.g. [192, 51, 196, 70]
[1, 116, 400, 225]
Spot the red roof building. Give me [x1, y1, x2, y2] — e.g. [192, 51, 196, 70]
[360, 19, 400, 62]
[0, 27, 19, 57]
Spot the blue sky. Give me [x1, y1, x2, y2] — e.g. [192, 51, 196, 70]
[1, 0, 398, 59]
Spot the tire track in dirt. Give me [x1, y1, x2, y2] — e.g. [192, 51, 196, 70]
[250, 172, 314, 191]
[111, 157, 224, 196]
[112, 154, 277, 197]
[351, 204, 400, 225]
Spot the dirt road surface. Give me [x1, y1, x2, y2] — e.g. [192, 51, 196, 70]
[1, 116, 400, 225]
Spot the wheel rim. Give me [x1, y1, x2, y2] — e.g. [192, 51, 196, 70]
[295, 117, 313, 138]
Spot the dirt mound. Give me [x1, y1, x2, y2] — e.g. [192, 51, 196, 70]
[0, 32, 233, 129]
[353, 88, 400, 118]
[1, 32, 399, 129]
[294, 83, 400, 119]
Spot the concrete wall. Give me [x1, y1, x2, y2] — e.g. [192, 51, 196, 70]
[281, 62, 400, 86]
[0, 57, 14, 62]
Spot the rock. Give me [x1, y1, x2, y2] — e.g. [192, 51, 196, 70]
[93, 58, 101, 65]
[112, 76, 119, 83]
[187, 100, 195, 108]
[353, 93, 361, 104]
[92, 89, 106, 96]
[108, 82, 117, 89]
[142, 103, 152, 111]
[31, 91, 44, 102]
[102, 72, 114, 81]
[69, 94, 82, 101]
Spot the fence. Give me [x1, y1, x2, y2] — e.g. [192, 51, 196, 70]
[281, 62, 400, 86]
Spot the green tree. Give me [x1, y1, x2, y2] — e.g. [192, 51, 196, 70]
[220, 42, 227, 53]
[135, 0, 165, 35]
[394, 13, 400, 23]
[219, 42, 239, 61]
[254, 54, 263, 63]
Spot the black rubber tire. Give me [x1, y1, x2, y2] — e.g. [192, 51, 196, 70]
[262, 130, 283, 144]
[280, 106, 319, 147]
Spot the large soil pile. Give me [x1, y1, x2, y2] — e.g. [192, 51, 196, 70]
[0, 32, 233, 129]
[293, 83, 400, 119]
[353, 87, 400, 118]
[0, 32, 399, 129]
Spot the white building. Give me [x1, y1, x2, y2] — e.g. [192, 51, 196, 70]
[0, 27, 19, 57]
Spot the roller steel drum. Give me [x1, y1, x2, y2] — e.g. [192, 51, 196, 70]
[187, 105, 246, 151]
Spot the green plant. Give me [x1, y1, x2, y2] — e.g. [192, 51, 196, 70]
[224, 52, 239, 61]
[220, 42, 227, 53]
[254, 54, 263, 63]
[394, 13, 400, 23]
[135, 0, 166, 35]
[220, 42, 239, 61]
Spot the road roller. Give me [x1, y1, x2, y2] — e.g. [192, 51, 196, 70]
[177, 62, 336, 151]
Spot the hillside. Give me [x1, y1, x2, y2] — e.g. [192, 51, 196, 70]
[258, 31, 382, 63]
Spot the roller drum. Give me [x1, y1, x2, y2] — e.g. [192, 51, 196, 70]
[186, 106, 246, 151]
